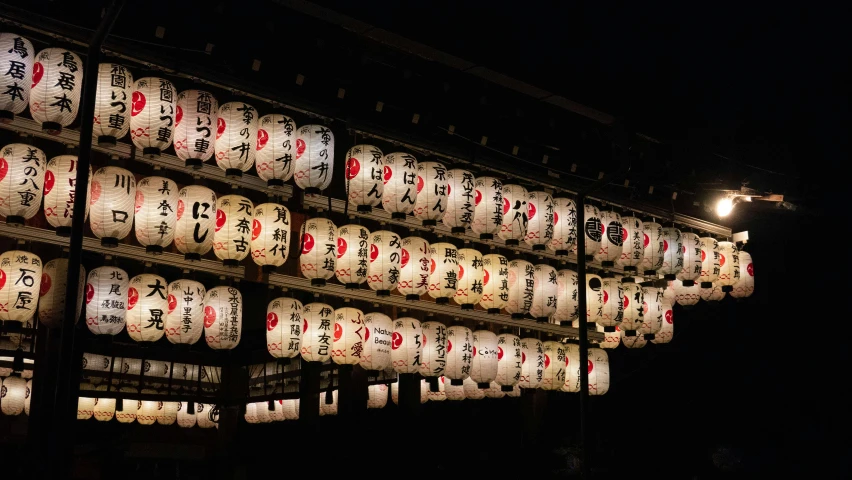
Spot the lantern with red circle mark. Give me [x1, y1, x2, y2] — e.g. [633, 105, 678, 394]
[585, 273, 604, 325]
[134, 176, 178, 253]
[299, 217, 336, 286]
[89, 166, 135, 247]
[598, 276, 624, 330]
[427, 242, 458, 304]
[561, 343, 581, 392]
[173, 89, 218, 168]
[266, 297, 302, 359]
[0, 33, 33, 122]
[214, 102, 257, 178]
[519, 337, 544, 389]
[29, 48, 83, 134]
[158, 400, 178, 426]
[675, 232, 702, 286]
[548, 197, 577, 256]
[391, 317, 422, 374]
[250, 202, 290, 272]
[195, 403, 217, 428]
[367, 384, 389, 409]
[176, 401, 196, 428]
[419, 321, 447, 379]
[470, 330, 498, 388]
[164, 279, 205, 345]
[463, 377, 485, 400]
[672, 279, 700, 306]
[293, 124, 334, 194]
[552, 269, 579, 324]
[524, 191, 554, 251]
[580, 204, 602, 263]
[213, 194, 253, 267]
[129, 77, 176, 157]
[587, 348, 610, 395]
[77, 384, 96, 420]
[659, 227, 684, 280]
[454, 248, 483, 309]
[1, 376, 27, 415]
[0, 143, 46, 225]
[125, 273, 168, 343]
[652, 303, 674, 345]
[367, 230, 401, 296]
[174, 185, 217, 261]
[381, 152, 418, 219]
[618, 215, 644, 276]
[444, 324, 472, 385]
[499, 184, 528, 246]
[256, 114, 296, 186]
[300, 302, 334, 362]
[37, 258, 85, 328]
[397, 236, 430, 300]
[344, 144, 384, 213]
[360, 312, 392, 371]
[639, 286, 663, 340]
[698, 237, 721, 288]
[0, 250, 41, 324]
[136, 388, 160, 425]
[540, 340, 567, 391]
[441, 168, 475, 233]
[331, 307, 365, 366]
[641, 221, 664, 276]
[530, 264, 558, 322]
[616, 281, 640, 334]
[470, 176, 503, 240]
[93, 63, 133, 146]
[595, 209, 624, 268]
[717, 241, 740, 292]
[505, 259, 534, 319]
[43, 155, 91, 236]
[413, 161, 449, 226]
[480, 253, 508, 313]
[730, 250, 754, 299]
[203, 286, 242, 350]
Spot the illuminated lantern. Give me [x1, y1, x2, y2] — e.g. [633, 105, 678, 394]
[43, 155, 90, 235]
[463, 377, 485, 400]
[622, 330, 647, 349]
[89, 166, 135, 247]
[659, 227, 684, 280]
[640, 286, 663, 339]
[345, 144, 384, 212]
[548, 197, 577, 255]
[256, 114, 296, 186]
[368, 230, 401, 296]
[540, 341, 567, 391]
[266, 297, 302, 359]
[598, 323, 621, 349]
[552, 269, 579, 324]
[114, 387, 138, 423]
[419, 321, 447, 379]
[598, 276, 624, 329]
[391, 317, 422, 374]
[137, 389, 159, 425]
[293, 124, 334, 194]
[506, 384, 521, 398]
[730, 251, 754, 298]
[158, 400, 178, 425]
[0, 250, 40, 324]
[92, 63, 133, 146]
[203, 286, 242, 350]
[0, 143, 46, 224]
[642, 221, 664, 275]
[77, 384, 95, 420]
[618, 215, 644, 276]
[562, 344, 580, 392]
[485, 382, 505, 399]
[717, 241, 740, 292]
[176, 401, 196, 428]
[214, 102, 257, 177]
[581, 204, 603, 262]
[652, 303, 674, 344]
[0, 33, 33, 122]
[126, 274, 168, 343]
[587, 348, 610, 395]
[81, 353, 112, 383]
[471, 176, 503, 239]
[530, 264, 558, 321]
[677, 232, 703, 286]
[175, 185, 217, 260]
[595, 209, 623, 268]
[699, 237, 721, 288]
[299, 217, 337, 286]
[130, 77, 176, 157]
[499, 184, 528, 246]
[585, 273, 604, 324]
[413, 161, 449, 226]
[29, 48, 83, 134]
[454, 248, 483, 309]
[110, 357, 141, 387]
[444, 324, 472, 385]
[519, 337, 543, 389]
[397, 236, 430, 300]
[213, 194, 253, 266]
[134, 176, 178, 253]
[0, 375, 26, 415]
[381, 152, 418, 219]
[480, 253, 509, 313]
[253, 402, 271, 423]
[427, 242, 458, 304]
[319, 390, 338, 416]
[361, 312, 392, 371]
[442, 168, 475, 233]
[419, 380, 430, 403]
[164, 279, 206, 345]
[620, 281, 644, 332]
[470, 330, 498, 388]
[93, 385, 116, 421]
[250, 203, 291, 271]
[331, 307, 365, 366]
[195, 403, 217, 428]
[37, 258, 83, 327]
[444, 377, 465, 401]
[300, 302, 335, 362]
[282, 399, 299, 420]
[367, 384, 389, 409]
[700, 282, 726, 302]
[673, 279, 700, 306]
[505, 259, 534, 319]
[174, 90, 218, 168]
[524, 191, 554, 251]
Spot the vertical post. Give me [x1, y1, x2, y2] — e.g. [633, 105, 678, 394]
[576, 194, 590, 478]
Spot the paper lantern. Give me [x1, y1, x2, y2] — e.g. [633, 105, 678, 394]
[367, 384, 389, 409]
[164, 279, 206, 345]
[641, 221, 664, 275]
[444, 324, 472, 385]
[499, 184, 528, 246]
[81, 352, 112, 381]
[0, 375, 25, 415]
[174, 89, 218, 167]
[552, 269, 579, 324]
[540, 341, 567, 391]
[77, 384, 95, 420]
[463, 377, 485, 400]
[419, 321, 447, 378]
[0, 250, 41, 324]
[29, 48, 82, 134]
[282, 399, 299, 420]
[717, 241, 740, 292]
[137, 389, 159, 425]
[548, 197, 577, 255]
[256, 114, 296, 186]
[134, 176, 178, 253]
[595, 209, 624, 268]
[250, 202, 291, 271]
[587, 348, 610, 395]
[391, 317, 422, 374]
[673, 279, 700, 306]
[158, 400, 178, 425]
[175, 185, 217, 260]
[506, 259, 534, 319]
[640, 286, 663, 338]
[293, 124, 334, 194]
[380, 152, 418, 219]
[299, 217, 337, 286]
[730, 251, 754, 299]
[176, 401, 197, 427]
[562, 344, 580, 392]
[413, 161, 449, 226]
[195, 403, 217, 428]
[585, 273, 604, 324]
[0, 33, 33, 121]
[454, 248, 483, 309]
[126, 274, 168, 343]
[618, 216, 644, 275]
[620, 281, 643, 332]
[214, 101, 257, 177]
[0, 143, 46, 224]
[89, 166, 135, 247]
[506, 384, 521, 397]
[469, 176, 503, 239]
[698, 237, 721, 288]
[361, 312, 392, 371]
[130, 77, 176, 157]
[93, 385, 116, 422]
[597, 323, 621, 349]
[519, 337, 543, 389]
[203, 286, 242, 350]
[480, 254, 508, 313]
[444, 377, 465, 401]
[213, 194, 253, 266]
[143, 359, 171, 385]
[114, 387, 138, 423]
[266, 297, 302, 359]
[110, 357, 141, 386]
[525, 191, 554, 251]
[530, 264, 558, 321]
[580, 204, 603, 262]
[319, 390, 338, 416]
[331, 307, 365, 366]
[651, 303, 674, 344]
[367, 230, 401, 295]
[344, 144, 384, 212]
[441, 168, 475, 233]
[700, 282, 726, 302]
[427, 242, 458, 304]
[300, 302, 335, 362]
[469, 330, 498, 388]
[676, 232, 703, 286]
[622, 329, 647, 349]
[397, 236, 430, 300]
[43, 155, 91, 235]
[253, 402, 271, 423]
[659, 227, 684, 280]
[485, 382, 505, 399]
[92, 63, 133, 146]
[598, 276, 624, 328]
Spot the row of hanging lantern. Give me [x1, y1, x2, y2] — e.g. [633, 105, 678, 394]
[0, 376, 31, 416]
[244, 399, 301, 423]
[77, 390, 219, 428]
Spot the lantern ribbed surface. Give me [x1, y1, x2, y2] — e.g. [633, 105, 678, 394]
[499, 184, 528, 244]
[0, 33, 34, 118]
[0, 143, 46, 223]
[641, 221, 664, 275]
[164, 279, 206, 345]
[552, 269, 579, 323]
[548, 197, 577, 255]
[300, 302, 335, 362]
[419, 321, 447, 378]
[174, 90, 218, 166]
[174, 185, 217, 259]
[213, 194, 253, 265]
[505, 259, 533, 318]
[215, 101, 257, 175]
[413, 161, 449, 225]
[344, 144, 384, 211]
[524, 191, 554, 250]
[203, 286, 242, 350]
[367, 230, 401, 294]
[454, 248, 483, 309]
[93, 63, 133, 145]
[126, 273, 168, 343]
[0, 250, 41, 324]
[43, 155, 90, 233]
[361, 312, 392, 371]
[84, 266, 128, 335]
[479, 253, 508, 312]
[89, 166, 135, 245]
[293, 124, 334, 193]
[331, 307, 365, 365]
[266, 297, 302, 358]
[730, 251, 754, 298]
[299, 217, 336, 285]
[134, 176, 178, 252]
[519, 337, 543, 389]
[530, 263, 558, 321]
[380, 152, 418, 218]
[391, 317, 422, 374]
[30, 48, 83, 133]
[256, 114, 296, 184]
[130, 77, 176, 156]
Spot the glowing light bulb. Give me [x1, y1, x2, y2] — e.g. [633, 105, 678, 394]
[716, 197, 734, 217]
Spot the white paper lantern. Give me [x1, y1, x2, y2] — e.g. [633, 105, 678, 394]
[587, 348, 610, 395]
[213, 194, 253, 266]
[0, 143, 46, 224]
[299, 217, 337, 286]
[673, 279, 700, 306]
[174, 89, 218, 168]
[663, 279, 676, 306]
[93, 385, 116, 422]
[134, 176, 178, 253]
[676, 232, 703, 286]
[214, 101, 257, 177]
[25, 379, 32, 413]
[143, 359, 171, 385]
[282, 399, 299, 420]
[89, 166, 135, 247]
[485, 381, 506, 399]
[524, 191, 554, 251]
[0, 250, 41, 324]
[506, 259, 534, 319]
[77, 385, 95, 420]
[598, 276, 624, 329]
[203, 286, 242, 350]
[176, 401, 196, 428]
[334, 224, 369, 287]
[417, 379, 430, 403]
[444, 324, 472, 385]
[470, 176, 502, 239]
[659, 227, 684, 280]
[126, 274, 168, 343]
[622, 329, 647, 348]
[158, 400, 178, 425]
[114, 387, 138, 423]
[265, 297, 302, 359]
[499, 184, 528, 246]
[361, 312, 392, 371]
[0, 33, 33, 121]
[175, 185, 217, 261]
[367, 384, 389, 409]
[519, 337, 543, 389]
[562, 344, 580, 392]
[368, 230, 401, 295]
[92, 63, 133, 146]
[463, 376, 485, 400]
[548, 197, 577, 255]
[164, 279, 206, 345]
[480, 253, 508, 313]
[552, 269, 579, 324]
[441, 168, 475, 233]
[253, 402, 272, 423]
[530, 264, 558, 321]
[256, 114, 296, 186]
[110, 357, 141, 386]
[413, 161, 449, 226]
[195, 402, 217, 428]
[585, 273, 604, 324]
[700, 282, 726, 302]
[391, 317, 422, 374]
[651, 303, 674, 345]
[540, 341, 567, 391]
[470, 330, 498, 388]
[293, 124, 334, 194]
[300, 302, 335, 362]
[419, 321, 447, 378]
[454, 248, 483, 309]
[29, 48, 82, 134]
[345, 144, 384, 212]
[137, 389, 159, 425]
[130, 77, 176, 157]
[331, 307, 365, 366]
[640, 287, 663, 338]
[698, 237, 721, 288]
[381, 152, 418, 219]
[618, 216, 643, 275]
[427, 242, 458, 304]
[595, 209, 624, 268]
[730, 251, 754, 298]
[717, 241, 740, 292]
[397, 236, 430, 300]
[444, 376, 465, 401]
[597, 323, 621, 349]
[0, 375, 26, 415]
[81, 353, 112, 382]
[250, 203, 291, 271]
[620, 281, 643, 332]
[43, 155, 90, 235]
[641, 221, 664, 275]
[319, 389, 338, 415]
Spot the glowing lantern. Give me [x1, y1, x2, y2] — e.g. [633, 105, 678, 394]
[293, 124, 334, 194]
[0, 33, 33, 122]
[622, 330, 647, 348]
[585, 273, 604, 324]
[381, 152, 418, 219]
[471, 176, 503, 239]
[391, 317, 422, 374]
[130, 77, 176, 157]
[427, 242, 459, 304]
[480, 253, 508, 313]
[334, 224, 369, 287]
[717, 241, 740, 292]
[562, 344, 581, 392]
[499, 184, 528, 245]
[444, 324, 472, 385]
[174, 89, 218, 168]
[114, 387, 138, 423]
[367, 384, 389, 409]
[77, 385, 95, 420]
[37, 258, 83, 328]
[368, 230, 401, 296]
[581, 204, 602, 262]
[43, 155, 90, 235]
[253, 402, 271, 423]
[587, 348, 610, 395]
[699, 237, 721, 288]
[463, 377, 485, 400]
[640, 286, 663, 339]
[730, 251, 754, 298]
[413, 161, 449, 226]
[300, 302, 335, 362]
[266, 297, 302, 359]
[81, 353, 111, 383]
[642, 221, 664, 275]
[552, 269, 579, 324]
[485, 382, 505, 399]
[174, 185, 217, 260]
[137, 389, 159, 425]
[134, 176, 178, 253]
[361, 312, 392, 371]
[110, 357, 141, 386]
[540, 341, 567, 391]
[419, 321, 447, 379]
[0, 250, 40, 324]
[659, 227, 684, 280]
[454, 248, 483, 309]
[598, 276, 624, 329]
[444, 377, 465, 401]
[345, 144, 384, 212]
[256, 114, 296, 186]
[195, 403, 217, 428]
[618, 216, 644, 275]
[506, 259, 534, 319]
[598, 323, 621, 349]
[282, 399, 299, 420]
[213, 194, 253, 266]
[93, 386, 116, 421]
[677, 232, 703, 286]
[214, 102, 257, 177]
[442, 168, 475, 233]
[126, 273, 168, 343]
[519, 337, 543, 389]
[397, 236, 430, 300]
[250, 203, 290, 271]
[0, 375, 26, 415]
[652, 303, 674, 344]
[89, 166, 135, 247]
[30, 48, 82, 134]
[620, 281, 644, 332]
[525, 191, 554, 251]
[0, 143, 46, 224]
[164, 279, 206, 345]
[673, 279, 700, 306]
[700, 282, 726, 302]
[506, 384, 521, 397]
[157, 401, 178, 425]
[176, 401, 196, 428]
[549, 197, 577, 255]
[92, 63, 133, 146]
[203, 286, 242, 350]
[595, 209, 623, 268]
[530, 264, 558, 321]
[470, 330, 498, 388]
[319, 390, 338, 416]
[331, 306, 365, 366]
[299, 217, 337, 286]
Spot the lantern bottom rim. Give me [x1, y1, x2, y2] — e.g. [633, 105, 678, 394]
[222, 259, 240, 267]
[142, 147, 161, 157]
[664, 274, 677, 280]
[374, 289, 391, 297]
[146, 245, 164, 254]
[681, 280, 696, 286]
[477, 382, 490, 389]
[100, 237, 119, 248]
[451, 227, 466, 234]
[721, 285, 733, 292]
[535, 316, 549, 323]
[624, 329, 638, 337]
[585, 254, 596, 262]
[487, 308, 501, 314]
[555, 249, 569, 256]
[700, 282, 713, 288]
[602, 261, 615, 268]
[185, 158, 202, 169]
[261, 265, 277, 273]
[266, 178, 284, 187]
[434, 297, 449, 305]
[97, 135, 117, 147]
[356, 205, 373, 213]
[184, 253, 201, 261]
[478, 233, 493, 240]
[4, 215, 25, 226]
[405, 294, 421, 301]
[0, 109, 14, 122]
[621, 276, 636, 283]
[622, 266, 637, 273]
[344, 283, 361, 290]
[643, 333, 656, 340]
[421, 219, 437, 227]
[225, 169, 243, 179]
[310, 278, 327, 286]
[460, 304, 474, 310]
[532, 244, 546, 251]
[55, 226, 72, 237]
[559, 320, 574, 327]
[304, 187, 321, 195]
[603, 326, 617, 332]
[644, 270, 659, 276]
[391, 212, 408, 220]
[42, 121, 62, 135]
[500, 385, 514, 392]
[510, 313, 525, 319]
[504, 239, 520, 246]
[449, 379, 463, 386]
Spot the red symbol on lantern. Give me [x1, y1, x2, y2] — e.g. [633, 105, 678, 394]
[701, 249, 706, 262]
[364, 326, 370, 342]
[603, 289, 609, 304]
[643, 233, 649, 248]
[167, 294, 177, 313]
[85, 283, 94, 303]
[267, 312, 279, 331]
[215, 209, 226, 232]
[174, 105, 183, 126]
[483, 269, 490, 286]
[642, 301, 648, 314]
[400, 248, 410, 268]
[43, 169, 54, 196]
[204, 306, 216, 328]
[497, 346, 504, 360]
[39, 273, 51, 296]
[31, 62, 43, 89]
[0, 157, 7, 183]
[416, 175, 424, 193]
[134, 191, 144, 214]
[554, 211, 559, 225]
[544, 354, 550, 369]
[251, 219, 262, 241]
[370, 243, 379, 262]
[663, 239, 669, 252]
[682, 244, 687, 254]
[301, 233, 314, 254]
[216, 117, 225, 139]
[622, 226, 628, 243]
[588, 360, 593, 374]
[345, 158, 360, 180]
[392, 332, 403, 350]
[127, 287, 139, 310]
[336, 237, 347, 259]
[176, 200, 184, 221]
[503, 197, 510, 215]
[382, 165, 392, 183]
[473, 346, 477, 356]
[447, 339, 452, 352]
[665, 310, 673, 324]
[528, 201, 536, 221]
[131, 91, 145, 116]
[303, 318, 308, 335]
[430, 258, 436, 274]
[747, 263, 754, 276]
[458, 264, 464, 280]
[333, 322, 343, 341]
[521, 352, 526, 364]
[446, 184, 451, 196]
[474, 189, 482, 205]
[89, 181, 101, 205]
[257, 129, 269, 150]
[623, 295, 629, 308]
[295, 138, 306, 159]
[719, 254, 726, 266]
